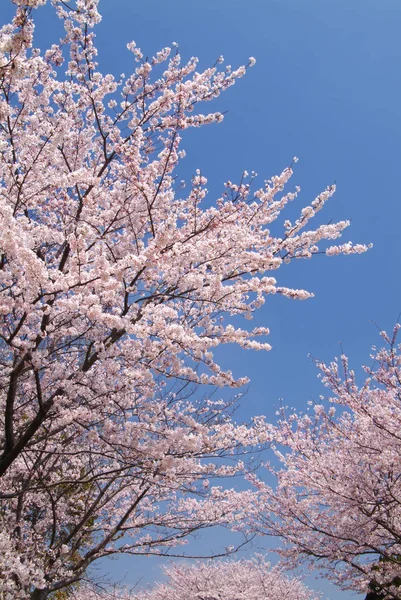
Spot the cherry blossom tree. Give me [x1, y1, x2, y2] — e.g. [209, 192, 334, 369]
[132, 556, 320, 600]
[249, 325, 401, 600]
[0, 0, 369, 598]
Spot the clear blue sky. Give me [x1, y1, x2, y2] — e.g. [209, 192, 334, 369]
[2, 0, 401, 598]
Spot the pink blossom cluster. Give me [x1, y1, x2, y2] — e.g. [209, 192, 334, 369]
[133, 557, 320, 600]
[0, 0, 369, 598]
[249, 325, 401, 598]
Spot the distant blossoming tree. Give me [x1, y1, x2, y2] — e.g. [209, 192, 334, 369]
[132, 557, 320, 600]
[0, 0, 368, 598]
[249, 326, 401, 600]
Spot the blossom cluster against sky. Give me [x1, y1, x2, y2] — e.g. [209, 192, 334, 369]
[2, 0, 400, 598]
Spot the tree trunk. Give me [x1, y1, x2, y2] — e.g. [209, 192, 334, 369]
[365, 592, 385, 600]
[30, 588, 49, 600]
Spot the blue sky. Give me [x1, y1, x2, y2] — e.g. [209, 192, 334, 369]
[2, 0, 401, 597]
